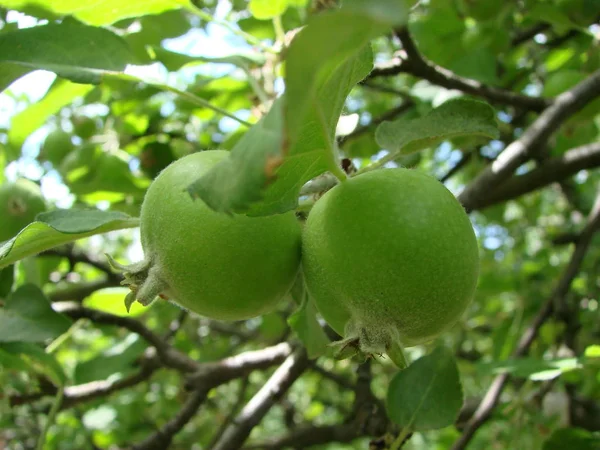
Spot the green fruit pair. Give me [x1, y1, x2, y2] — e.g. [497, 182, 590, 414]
[114, 151, 478, 359]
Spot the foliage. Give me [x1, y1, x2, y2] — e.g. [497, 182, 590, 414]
[1, 0, 599, 449]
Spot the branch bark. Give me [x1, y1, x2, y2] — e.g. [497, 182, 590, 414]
[459, 69, 600, 212]
[243, 423, 359, 449]
[49, 278, 119, 302]
[472, 142, 600, 210]
[184, 342, 293, 390]
[41, 247, 119, 281]
[9, 361, 158, 408]
[210, 347, 309, 450]
[369, 28, 550, 112]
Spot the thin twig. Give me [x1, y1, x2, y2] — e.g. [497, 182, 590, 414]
[338, 102, 414, 147]
[41, 247, 118, 280]
[9, 359, 158, 407]
[208, 377, 250, 449]
[56, 305, 199, 372]
[369, 28, 550, 112]
[131, 388, 208, 450]
[49, 278, 119, 302]
[439, 150, 474, 183]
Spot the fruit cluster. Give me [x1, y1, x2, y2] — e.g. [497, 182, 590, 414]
[114, 150, 479, 363]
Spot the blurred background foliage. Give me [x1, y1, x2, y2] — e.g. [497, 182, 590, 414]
[0, 0, 599, 449]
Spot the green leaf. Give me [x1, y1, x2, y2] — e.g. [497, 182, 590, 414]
[189, 0, 407, 215]
[66, 151, 145, 197]
[0, 0, 190, 26]
[528, 4, 583, 33]
[477, 356, 582, 381]
[0, 345, 31, 372]
[74, 334, 147, 384]
[0, 265, 14, 298]
[387, 346, 463, 431]
[584, 345, 600, 358]
[0, 284, 72, 343]
[0, 341, 66, 386]
[0, 22, 135, 87]
[543, 70, 586, 97]
[288, 281, 330, 359]
[151, 47, 266, 72]
[0, 209, 139, 269]
[284, 0, 407, 152]
[9, 79, 94, 148]
[249, 0, 288, 19]
[85, 288, 149, 317]
[186, 98, 285, 213]
[542, 428, 599, 450]
[375, 98, 499, 156]
[0, 62, 31, 93]
[0, 145, 6, 182]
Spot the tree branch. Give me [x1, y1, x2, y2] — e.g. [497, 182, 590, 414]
[131, 388, 208, 450]
[9, 360, 158, 408]
[184, 342, 293, 390]
[208, 377, 250, 448]
[56, 304, 199, 372]
[451, 192, 600, 450]
[41, 247, 119, 281]
[369, 28, 550, 112]
[49, 278, 119, 302]
[473, 142, 600, 210]
[247, 361, 390, 450]
[338, 101, 414, 147]
[210, 347, 310, 450]
[243, 423, 359, 449]
[511, 23, 550, 47]
[439, 150, 474, 183]
[458, 69, 600, 212]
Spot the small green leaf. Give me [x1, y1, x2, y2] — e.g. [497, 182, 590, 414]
[375, 98, 499, 156]
[387, 346, 463, 431]
[0, 209, 139, 269]
[85, 288, 149, 317]
[477, 356, 582, 381]
[0, 0, 190, 26]
[0, 341, 67, 386]
[151, 47, 266, 72]
[0, 284, 71, 343]
[0, 62, 31, 93]
[74, 335, 146, 384]
[249, 0, 288, 19]
[288, 281, 330, 359]
[584, 345, 600, 358]
[542, 428, 599, 450]
[0, 22, 135, 87]
[0, 265, 14, 298]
